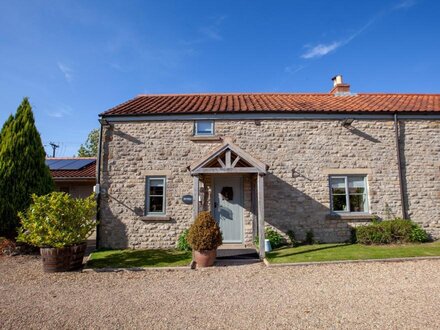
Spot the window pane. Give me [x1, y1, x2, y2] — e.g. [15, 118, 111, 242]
[332, 195, 347, 211]
[349, 194, 366, 212]
[150, 186, 163, 196]
[149, 196, 164, 212]
[196, 121, 213, 135]
[348, 176, 365, 194]
[150, 179, 164, 187]
[149, 179, 164, 195]
[331, 177, 346, 194]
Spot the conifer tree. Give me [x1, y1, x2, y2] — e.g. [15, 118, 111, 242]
[0, 98, 54, 238]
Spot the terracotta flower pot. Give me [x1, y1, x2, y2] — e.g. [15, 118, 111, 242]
[40, 242, 87, 272]
[193, 249, 217, 267]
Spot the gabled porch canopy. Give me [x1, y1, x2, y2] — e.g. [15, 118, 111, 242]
[189, 140, 268, 175]
[188, 139, 267, 259]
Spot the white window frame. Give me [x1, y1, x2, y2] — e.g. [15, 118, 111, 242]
[194, 120, 214, 136]
[329, 175, 369, 213]
[145, 176, 166, 215]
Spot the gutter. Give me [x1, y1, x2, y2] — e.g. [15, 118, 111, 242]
[100, 112, 440, 123]
[394, 113, 407, 219]
[95, 119, 104, 249]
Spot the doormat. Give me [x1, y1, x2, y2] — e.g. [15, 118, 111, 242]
[217, 250, 259, 260]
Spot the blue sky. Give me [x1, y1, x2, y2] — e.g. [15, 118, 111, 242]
[1, 0, 439, 156]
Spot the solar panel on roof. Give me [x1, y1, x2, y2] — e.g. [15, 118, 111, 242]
[45, 159, 95, 170]
[60, 159, 94, 170]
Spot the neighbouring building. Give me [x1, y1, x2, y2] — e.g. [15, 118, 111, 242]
[96, 76, 440, 257]
[46, 157, 96, 198]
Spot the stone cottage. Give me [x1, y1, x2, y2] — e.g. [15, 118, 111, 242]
[96, 76, 440, 257]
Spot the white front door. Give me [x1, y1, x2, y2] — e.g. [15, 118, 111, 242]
[213, 176, 243, 243]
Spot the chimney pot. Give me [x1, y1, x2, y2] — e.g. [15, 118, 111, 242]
[330, 74, 350, 95]
[332, 75, 343, 87]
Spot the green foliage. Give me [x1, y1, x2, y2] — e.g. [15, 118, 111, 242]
[17, 192, 97, 248]
[0, 98, 54, 237]
[305, 230, 315, 245]
[187, 212, 223, 251]
[356, 218, 429, 245]
[265, 227, 284, 249]
[77, 128, 99, 157]
[410, 226, 429, 243]
[254, 227, 286, 249]
[177, 229, 191, 251]
[287, 230, 298, 247]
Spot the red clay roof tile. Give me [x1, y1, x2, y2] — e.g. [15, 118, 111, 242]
[101, 93, 440, 117]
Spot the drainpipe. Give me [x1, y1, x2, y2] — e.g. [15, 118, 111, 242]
[394, 113, 407, 219]
[95, 117, 104, 249]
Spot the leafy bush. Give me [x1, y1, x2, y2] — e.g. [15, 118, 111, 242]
[410, 226, 429, 243]
[305, 230, 315, 245]
[287, 230, 298, 247]
[187, 212, 222, 251]
[265, 227, 284, 249]
[177, 229, 191, 251]
[254, 227, 286, 249]
[17, 192, 97, 248]
[356, 218, 429, 245]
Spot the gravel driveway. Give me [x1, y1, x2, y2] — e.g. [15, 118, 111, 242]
[1, 256, 440, 329]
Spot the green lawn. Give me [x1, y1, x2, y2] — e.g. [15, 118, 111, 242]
[86, 249, 192, 268]
[266, 241, 440, 264]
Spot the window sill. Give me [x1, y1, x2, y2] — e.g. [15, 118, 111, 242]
[189, 135, 222, 142]
[326, 213, 373, 221]
[140, 215, 171, 222]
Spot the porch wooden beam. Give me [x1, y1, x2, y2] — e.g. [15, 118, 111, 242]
[193, 175, 199, 220]
[225, 150, 231, 168]
[231, 155, 240, 168]
[217, 157, 226, 168]
[257, 174, 265, 259]
[192, 167, 261, 174]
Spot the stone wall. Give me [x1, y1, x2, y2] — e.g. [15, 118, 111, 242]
[99, 119, 440, 249]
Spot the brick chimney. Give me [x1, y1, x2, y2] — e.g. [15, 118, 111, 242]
[330, 75, 350, 94]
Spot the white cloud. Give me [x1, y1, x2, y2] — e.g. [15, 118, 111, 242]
[57, 62, 73, 82]
[300, 14, 378, 60]
[394, 0, 417, 10]
[199, 15, 226, 41]
[301, 42, 342, 59]
[284, 64, 305, 74]
[46, 104, 72, 118]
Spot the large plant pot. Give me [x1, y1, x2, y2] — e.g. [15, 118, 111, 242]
[40, 243, 87, 272]
[193, 249, 217, 268]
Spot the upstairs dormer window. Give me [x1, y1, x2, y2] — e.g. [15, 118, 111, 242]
[194, 120, 214, 136]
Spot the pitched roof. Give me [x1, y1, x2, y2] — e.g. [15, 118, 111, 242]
[101, 93, 440, 116]
[47, 157, 96, 180]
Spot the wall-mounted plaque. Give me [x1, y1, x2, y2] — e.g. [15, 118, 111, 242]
[182, 195, 193, 205]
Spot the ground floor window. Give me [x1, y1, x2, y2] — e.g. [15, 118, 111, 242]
[330, 175, 368, 213]
[145, 176, 166, 215]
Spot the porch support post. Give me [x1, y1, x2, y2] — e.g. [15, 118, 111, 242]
[193, 175, 199, 220]
[257, 174, 265, 259]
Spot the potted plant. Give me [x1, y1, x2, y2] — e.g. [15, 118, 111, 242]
[17, 192, 97, 272]
[187, 211, 222, 267]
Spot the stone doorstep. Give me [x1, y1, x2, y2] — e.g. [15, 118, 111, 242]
[263, 255, 440, 267]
